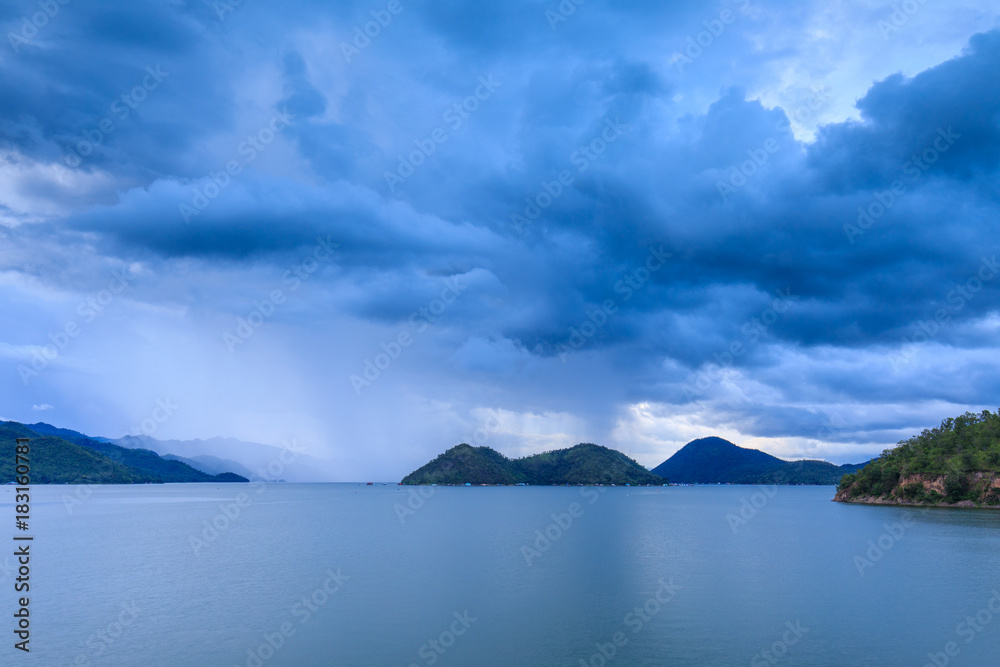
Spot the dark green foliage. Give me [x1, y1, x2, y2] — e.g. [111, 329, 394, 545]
[82, 443, 243, 483]
[214, 472, 250, 482]
[923, 490, 945, 503]
[0, 424, 155, 484]
[866, 464, 901, 497]
[401, 443, 664, 486]
[943, 473, 970, 503]
[651, 437, 866, 485]
[777, 460, 870, 485]
[402, 444, 527, 486]
[837, 409, 1000, 506]
[1, 422, 248, 484]
[515, 444, 664, 486]
[26, 422, 248, 483]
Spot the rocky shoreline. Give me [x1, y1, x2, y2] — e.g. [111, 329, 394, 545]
[834, 472, 1000, 508]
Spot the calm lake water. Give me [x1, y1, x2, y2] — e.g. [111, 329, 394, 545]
[4, 483, 1000, 666]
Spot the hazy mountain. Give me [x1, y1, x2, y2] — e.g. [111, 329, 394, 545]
[27, 422, 112, 449]
[652, 436, 867, 485]
[162, 454, 256, 480]
[2, 422, 155, 484]
[2, 422, 246, 484]
[26, 422, 248, 483]
[113, 434, 334, 482]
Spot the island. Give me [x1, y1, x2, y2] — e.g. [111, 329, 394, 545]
[401, 443, 665, 486]
[404, 437, 870, 487]
[835, 410, 1000, 508]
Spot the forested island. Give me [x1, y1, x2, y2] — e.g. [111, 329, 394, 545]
[401, 443, 664, 486]
[403, 437, 868, 486]
[835, 410, 1000, 508]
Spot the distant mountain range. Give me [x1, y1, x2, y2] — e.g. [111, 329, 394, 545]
[403, 437, 867, 486]
[111, 433, 335, 482]
[161, 453, 257, 480]
[652, 437, 868, 485]
[7, 417, 867, 487]
[1, 421, 247, 484]
[402, 443, 664, 486]
[1, 420, 339, 484]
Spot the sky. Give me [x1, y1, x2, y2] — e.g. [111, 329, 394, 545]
[1, 0, 999, 481]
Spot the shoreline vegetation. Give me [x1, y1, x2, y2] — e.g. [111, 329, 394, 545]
[835, 410, 1000, 509]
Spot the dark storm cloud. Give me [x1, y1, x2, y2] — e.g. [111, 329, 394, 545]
[30, 26, 1000, 361]
[0, 1, 242, 180]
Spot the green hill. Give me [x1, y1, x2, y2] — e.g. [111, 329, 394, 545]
[0, 423, 156, 484]
[835, 410, 1000, 507]
[516, 443, 664, 485]
[768, 459, 867, 485]
[401, 443, 664, 486]
[403, 444, 526, 485]
[651, 436, 865, 485]
[2, 422, 249, 484]
[28, 422, 248, 483]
